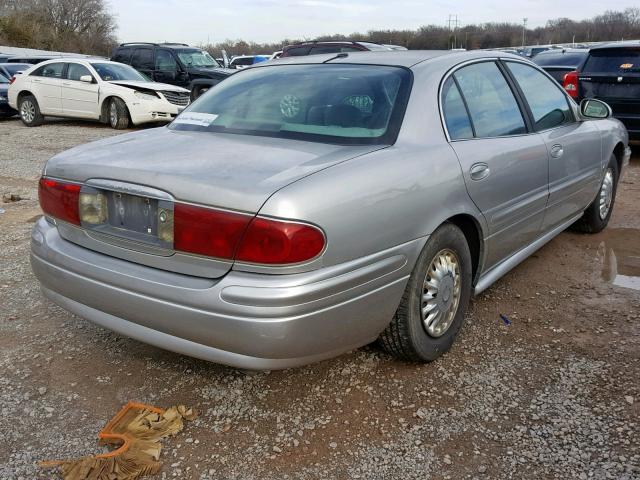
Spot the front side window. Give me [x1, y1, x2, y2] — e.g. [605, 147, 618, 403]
[506, 62, 573, 131]
[131, 48, 154, 70]
[176, 50, 219, 68]
[441, 77, 473, 140]
[32, 62, 65, 79]
[66, 63, 92, 81]
[171, 64, 412, 145]
[453, 62, 526, 138]
[91, 63, 147, 82]
[156, 50, 178, 71]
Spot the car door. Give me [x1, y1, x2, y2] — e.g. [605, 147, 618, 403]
[153, 49, 181, 85]
[61, 62, 100, 119]
[503, 60, 603, 231]
[442, 61, 549, 269]
[29, 62, 65, 115]
[130, 47, 155, 80]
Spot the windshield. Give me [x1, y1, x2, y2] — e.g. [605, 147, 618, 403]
[0, 73, 8, 83]
[170, 64, 412, 145]
[91, 62, 147, 81]
[583, 48, 640, 73]
[177, 50, 219, 68]
[533, 52, 587, 67]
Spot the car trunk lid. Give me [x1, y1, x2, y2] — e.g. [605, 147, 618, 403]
[44, 127, 385, 278]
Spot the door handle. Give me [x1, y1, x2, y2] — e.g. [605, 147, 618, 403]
[550, 144, 564, 158]
[470, 163, 490, 181]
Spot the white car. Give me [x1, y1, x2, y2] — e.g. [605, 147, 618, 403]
[8, 58, 190, 129]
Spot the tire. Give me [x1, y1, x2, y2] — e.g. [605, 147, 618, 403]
[191, 85, 211, 101]
[18, 95, 44, 126]
[379, 223, 473, 362]
[571, 154, 619, 233]
[108, 97, 130, 130]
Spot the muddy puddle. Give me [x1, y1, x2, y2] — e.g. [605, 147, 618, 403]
[595, 228, 640, 291]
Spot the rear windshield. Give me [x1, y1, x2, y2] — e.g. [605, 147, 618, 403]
[583, 48, 640, 73]
[170, 64, 412, 145]
[533, 52, 587, 67]
[2, 63, 31, 75]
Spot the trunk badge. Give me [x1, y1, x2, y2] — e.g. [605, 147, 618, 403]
[617, 76, 623, 82]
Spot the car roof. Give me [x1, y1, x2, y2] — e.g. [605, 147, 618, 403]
[589, 40, 640, 50]
[256, 49, 526, 69]
[117, 43, 195, 50]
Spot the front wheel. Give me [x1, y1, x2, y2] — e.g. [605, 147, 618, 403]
[108, 98, 130, 130]
[379, 223, 472, 362]
[571, 154, 619, 233]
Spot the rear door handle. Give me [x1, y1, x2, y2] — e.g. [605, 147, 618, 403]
[550, 144, 564, 158]
[470, 162, 490, 181]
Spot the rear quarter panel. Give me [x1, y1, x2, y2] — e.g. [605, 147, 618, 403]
[259, 61, 486, 270]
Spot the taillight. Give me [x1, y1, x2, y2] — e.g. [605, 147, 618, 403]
[9, 76, 16, 85]
[174, 203, 252, 259]
[38, 177, 81, 225]
[562, 70, 579, 99]
[173, 205, 325, 265]
[235, 217, 325, 265]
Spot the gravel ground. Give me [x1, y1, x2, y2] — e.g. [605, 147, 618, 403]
[0, 116, 639, 480]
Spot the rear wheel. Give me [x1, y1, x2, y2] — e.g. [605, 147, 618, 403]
[19, 95, 44, 126]
[108, 98, 130, 129]
[379, 223, 472, 362]
[572, 154, 619, 233]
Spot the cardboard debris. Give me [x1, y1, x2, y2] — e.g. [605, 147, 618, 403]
[40, 402, 197, 480]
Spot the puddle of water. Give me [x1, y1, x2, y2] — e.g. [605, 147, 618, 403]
[596, 228, 640, 292]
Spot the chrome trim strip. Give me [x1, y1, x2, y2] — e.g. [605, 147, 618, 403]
[474, 212, 582, 295]
[85, 179, 174, 201]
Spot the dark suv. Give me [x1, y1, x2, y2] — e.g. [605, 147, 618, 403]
[563, 41, 640, 140]
[110, 43, 234, 99]
[280, 41, 391, 57]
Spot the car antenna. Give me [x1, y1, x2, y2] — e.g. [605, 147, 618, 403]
[323, 52, 349, 63]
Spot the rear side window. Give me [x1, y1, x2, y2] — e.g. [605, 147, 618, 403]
[155, 50, 178, 71]
[506, 62, 573, 131]
[442, 77, 473, 140]
[131, 48, 154, 70]
[66, 63, 92, 81]
[583, 48, 640, 73]
[31, 63, 65, 78]
[112, 48, 132, 64]
[453, 62, 526, 138]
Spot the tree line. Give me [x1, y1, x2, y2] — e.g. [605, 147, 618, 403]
[1, 2, 639, 58]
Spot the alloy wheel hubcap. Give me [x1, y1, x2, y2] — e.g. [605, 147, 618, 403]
[599, 168, 614, 220]
[21, 101, 35, 123]
[422, 249, 461, 338]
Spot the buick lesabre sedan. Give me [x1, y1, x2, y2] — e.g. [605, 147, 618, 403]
[31, 51, 631, 369]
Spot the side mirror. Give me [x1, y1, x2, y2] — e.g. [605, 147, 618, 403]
[580, 98, 611, 119]
[79, 75, 93, 83]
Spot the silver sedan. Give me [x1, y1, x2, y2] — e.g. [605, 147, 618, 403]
[31, 50, 630, 369]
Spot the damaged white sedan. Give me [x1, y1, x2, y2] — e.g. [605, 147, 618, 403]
[8, 59, 190, 129]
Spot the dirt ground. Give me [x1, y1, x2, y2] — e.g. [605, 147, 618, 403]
[0, 117, 638, 480]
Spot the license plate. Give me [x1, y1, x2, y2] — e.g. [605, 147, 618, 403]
[108, 192, 158, 236]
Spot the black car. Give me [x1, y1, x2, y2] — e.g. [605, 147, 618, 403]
[533, 48, 589, 84]
[0, 72, 16, 118]
[111, 43, 234, 100]
[567, 41, 640, 140]
[0, 63, 32, 80]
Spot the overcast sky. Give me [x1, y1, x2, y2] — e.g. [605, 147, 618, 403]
[107, 0, 635, 45]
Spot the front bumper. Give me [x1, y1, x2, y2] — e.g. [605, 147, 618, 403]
[31, 218, 421, 369]
[127, 99, 184, 125]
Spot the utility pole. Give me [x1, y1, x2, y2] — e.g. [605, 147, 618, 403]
[522, 18, 528, 48]
[448, 14, 460, 49]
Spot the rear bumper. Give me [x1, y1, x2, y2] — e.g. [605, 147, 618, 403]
[31, 218, 421, 369]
